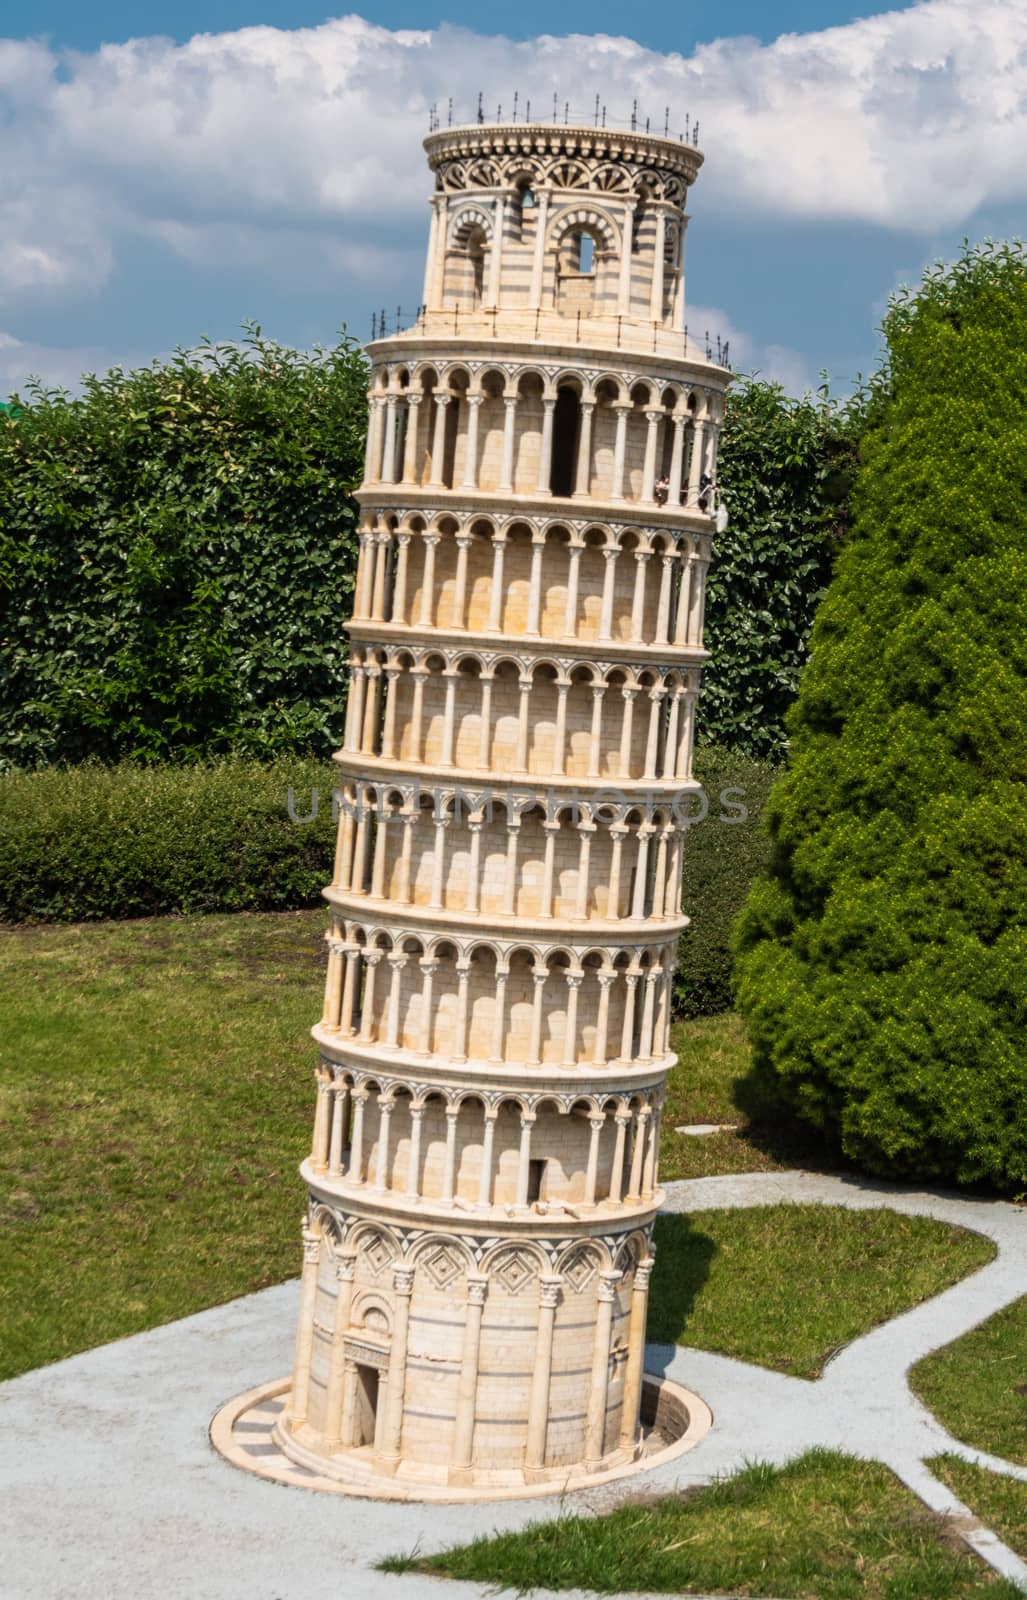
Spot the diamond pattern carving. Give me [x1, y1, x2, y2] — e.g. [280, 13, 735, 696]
[563, 1246, 599, 1294]
[362, 1232, 393, 1279]
[492, 1248, 538, 1295]
[421, 1243, 463, 1290]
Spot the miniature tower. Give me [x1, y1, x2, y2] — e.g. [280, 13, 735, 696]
[275, 112, 728, 1495]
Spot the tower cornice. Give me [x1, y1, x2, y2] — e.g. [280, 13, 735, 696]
[322, 888, 688, 943]
[302, 1162, 663, 1233]
[331, 749, 702, 799]
[345, 619, 709, 668]
[354, 482, 716, 532]
[366, 323, 729, 380]
[311, 1027, 672, 1093]
[424, 121, 703, 185]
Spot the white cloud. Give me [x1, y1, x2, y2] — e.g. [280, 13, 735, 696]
[144, 218, 399, 286]
[1, 1, 1026, 316]
[759, 344, 819, 397]
[687, 303, 816, 396]
[0, 330, 140, 395]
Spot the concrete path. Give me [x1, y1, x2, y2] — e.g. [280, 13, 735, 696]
[1, 1170, 1024, 1600]
[652, 1173, 1027, 1589]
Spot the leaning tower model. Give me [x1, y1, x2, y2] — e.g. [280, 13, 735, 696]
[273, 113, 728, 1496]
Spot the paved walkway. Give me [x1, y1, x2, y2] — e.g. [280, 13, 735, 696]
[1, 1171, 1024, 1599]
[654, 1173, 1027, 1590]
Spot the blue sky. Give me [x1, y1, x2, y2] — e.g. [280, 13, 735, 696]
[21, 0, 902, 53]
[3, 0, 1026, 397]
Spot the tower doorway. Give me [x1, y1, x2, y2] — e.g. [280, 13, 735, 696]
[354, 1363, 381, 1448]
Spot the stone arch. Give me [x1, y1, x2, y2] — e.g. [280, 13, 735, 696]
[350, 1221, 400, 1273]
[308, 1203, 343, 1248]
[503, 944, 540, 1063]
[550, 205, 618, 256]
[555, 1238, 610, 1287]
[526, 661, 560, 776]
[549, 367, 587, 395]
[508, 165, 544, 240]
[614, 1229, 652, 1274]
[408, 1231, 475, 1280]
[563, 660, 600, 782]
[587, 370, 630, 404]
[482, 1241, 548, 1296]
[350, 1292, 393, 1334]
[534, 522, 570, 638]
[590, 162, 633, 195]
[450, 204, 494, 248]
[449, 206, 492, 308]
[550, 381, 580, 498]
[464, 516, 498, 632]
[587, 376, 622, 499]
[571, 524, 607, 641]
[512, 367, 546, 495]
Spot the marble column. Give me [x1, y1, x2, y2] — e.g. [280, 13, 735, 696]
[287, 1221, 322, 1425]
[376, 1266, 414, 1473]
[584, 1270, 622, 1468]
[450, 1274, 489, 1480]
[322, 1252, 358, 1449]
[619, 1257, 654, 1452]
[524, 1276, 562, 1475]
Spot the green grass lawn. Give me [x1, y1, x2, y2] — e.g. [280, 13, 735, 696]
[932, 1457, 1027, 1561]
[0, 910, 324, 1379]
[381, 1449, 1024, 1598]
[649, 1205, 995, 1377]
[660, 1011, 838, 1180]
[912, 1299, 1027, 1467]
[0, 911, 996, 1387]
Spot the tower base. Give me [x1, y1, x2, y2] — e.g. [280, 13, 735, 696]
[210, 1372, 711, 1504]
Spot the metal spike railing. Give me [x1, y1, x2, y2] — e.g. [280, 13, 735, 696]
[427, 97, 701, 146]
[369, 304, 731, 369]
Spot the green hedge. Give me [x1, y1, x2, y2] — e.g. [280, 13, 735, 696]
[0, 329, 367, 770]
[674, 747, 776, 1017]
[2, 753, 775, 1020]
[0, 759, 338, 922]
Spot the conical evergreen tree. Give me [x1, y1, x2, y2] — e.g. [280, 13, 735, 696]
[734, 242, 1027, 1189]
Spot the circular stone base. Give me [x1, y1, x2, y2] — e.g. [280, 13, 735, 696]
[210, 1374, 712, 1504]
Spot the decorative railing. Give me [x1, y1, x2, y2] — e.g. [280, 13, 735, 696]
[370, 304, 730, 366]
[428, 94, 700, 147]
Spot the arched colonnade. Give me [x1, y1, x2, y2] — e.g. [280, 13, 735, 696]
[319, 922, 677, 1073]
[424, 158, 688, 326]
[364, 362, 722, 507]
[307, 1060, 664, 1213]
[343, 646, 700, 785]
[288, 1204, 655, 1478]
[331, 784, 686, 926]
[352, 513, 709, 650]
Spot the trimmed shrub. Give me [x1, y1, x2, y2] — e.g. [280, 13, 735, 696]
[734, 242, 1027, 1190]
[674, 747, 776, 1017]
[3, 751, 777, 1026]
[699, 378, 864, 761]
[0, 329, 367, 770]
[0, 759, 338, 921]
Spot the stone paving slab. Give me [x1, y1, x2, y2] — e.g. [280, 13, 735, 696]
[1, 1170, 1024, 1599]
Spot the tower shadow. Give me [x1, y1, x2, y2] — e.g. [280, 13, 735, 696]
[646, 1214, 717, 1348]
[730, 1060, 846, 1175]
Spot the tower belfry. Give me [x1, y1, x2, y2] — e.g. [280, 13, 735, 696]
[216, 110, 728, 1499]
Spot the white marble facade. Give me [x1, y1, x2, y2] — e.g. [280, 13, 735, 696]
[275, 115, 729, 1494]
